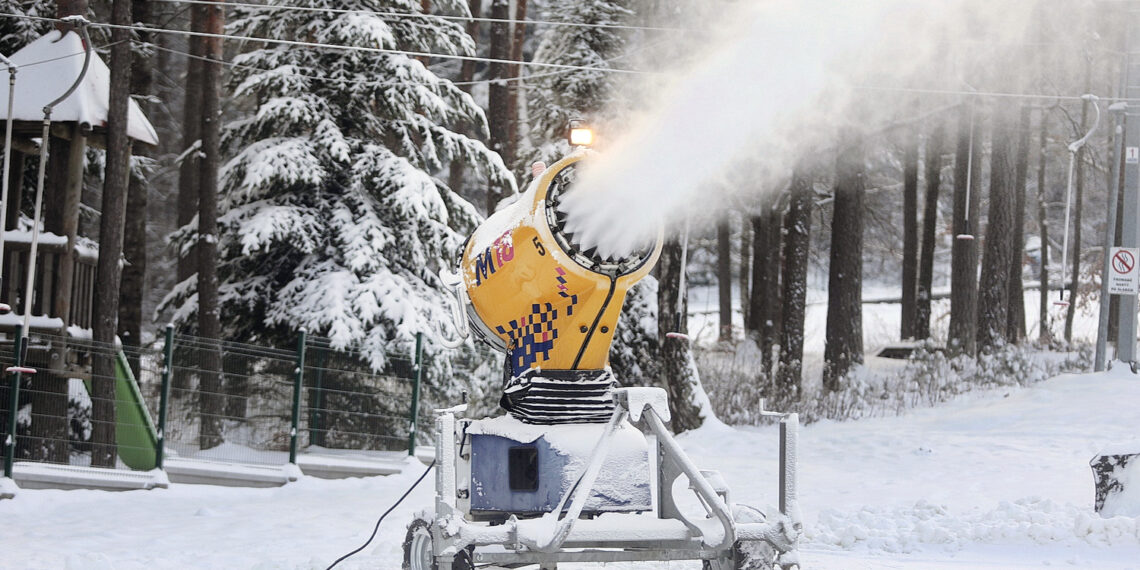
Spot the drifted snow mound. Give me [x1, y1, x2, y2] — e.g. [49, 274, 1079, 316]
[808, 498, 1140, 553]
[1102, 460, 1140, 518]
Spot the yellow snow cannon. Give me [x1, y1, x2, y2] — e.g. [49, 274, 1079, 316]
[459, 150, 661, 376]
[417, 148, 802, 570]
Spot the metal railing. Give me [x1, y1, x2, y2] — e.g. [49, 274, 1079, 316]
[1, 326, 458, 478]
[0, 328, 163, 476]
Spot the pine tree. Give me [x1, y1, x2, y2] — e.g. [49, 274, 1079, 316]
[91, 0, 133, 467]
[163, 1, 513, 385]
[916, 119, 944, 340]
[777, 163, 813, 400]
[977, 103, 1016, 353]
[823, 133, 865, 391]
[0, 0, 53, 55]
[901, 113, 919, 340]
[522, 0, 632, 166]
[949, 102, 982, 355]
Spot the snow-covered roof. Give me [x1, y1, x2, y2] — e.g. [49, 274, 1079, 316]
[0, 30, 158, 145]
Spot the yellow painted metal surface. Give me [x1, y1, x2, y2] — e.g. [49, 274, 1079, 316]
[460, 152, 661, 375]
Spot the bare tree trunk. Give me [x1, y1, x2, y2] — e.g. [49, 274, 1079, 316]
[91, 0, 133, 468]
[916, 120, 943, 340]
[824, 135, 864, 391]
[1037, 106, 1052, 343]
[197, 0, 225, 451]
[717, 216, 732, 342]
[1007, 105, 1031, 343]
[120, 0, 153, 378]
[177, 4, 206, 284]
[747, 215, 765, 341]
[739, 212, 751, 328]
[507, 0, 526, 165]
[949, 102, 982, 356]
[447, 0, 483, 196]
[764, 206, 782, 372]
[747, 204, 780, 376]
[1065, 80, 1092, 343]
[977, 102, 1017, 352]
[656, 237, 705, 432]
[901, 116, 919, 340]
[486, 0, 512, 213]
[777, 165, 812, 400]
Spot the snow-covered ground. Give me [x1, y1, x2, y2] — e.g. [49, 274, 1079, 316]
[4, 365, 1138, 569]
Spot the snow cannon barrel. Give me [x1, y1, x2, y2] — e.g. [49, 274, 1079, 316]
[460, 151, 662, 377]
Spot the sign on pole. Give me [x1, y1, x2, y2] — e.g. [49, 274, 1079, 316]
[1108, 247, 1140, 295]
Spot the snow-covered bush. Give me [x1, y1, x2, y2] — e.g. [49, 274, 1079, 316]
[68, 379, 92, 452]
[698, 340, 1091, 425]
[610, 277, 661, 385]
[692, 339, 771, 425]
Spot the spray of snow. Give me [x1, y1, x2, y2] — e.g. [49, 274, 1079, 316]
[557, 0, 1030, 259]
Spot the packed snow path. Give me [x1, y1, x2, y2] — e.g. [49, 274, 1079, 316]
[3, 369, 1138, 569]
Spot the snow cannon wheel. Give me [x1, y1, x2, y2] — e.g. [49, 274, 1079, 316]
[702, 540, 780, 570]
[402, 517, 473, 570]
[703, 505, 788, 570]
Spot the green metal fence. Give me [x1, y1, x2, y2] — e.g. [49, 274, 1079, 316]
[0, 328, 165, 477]
[1, 326, 479, 479]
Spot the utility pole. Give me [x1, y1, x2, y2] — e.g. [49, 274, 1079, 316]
[1117, 12, 1140, 365]
[1096, 111, 1124, 371]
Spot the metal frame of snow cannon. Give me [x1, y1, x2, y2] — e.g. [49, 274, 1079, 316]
[417, 387, 801, 570]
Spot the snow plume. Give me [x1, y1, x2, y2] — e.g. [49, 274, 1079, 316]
[557, 0, 1034, 260]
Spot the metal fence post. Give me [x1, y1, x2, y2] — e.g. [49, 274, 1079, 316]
[407, 332, 423, 456]
[155, 324, 174, 470]
[289, 329, 306, 465]
[3, 325, 24, 479]
[308, 348, 325, 447]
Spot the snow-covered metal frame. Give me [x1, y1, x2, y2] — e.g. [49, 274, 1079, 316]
[423, 387, 802, 569]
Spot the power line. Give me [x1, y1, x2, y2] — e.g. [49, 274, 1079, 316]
[137, 14, 672, 92]
[0, 12, 651, 75]
[1, 14, 1130, 106]
[854, 85, 1121, 103]
[153, 0, 689, 34]
[142, 39, 518, 88]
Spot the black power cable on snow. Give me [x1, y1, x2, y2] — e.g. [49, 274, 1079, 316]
[326, 459, 436, 570]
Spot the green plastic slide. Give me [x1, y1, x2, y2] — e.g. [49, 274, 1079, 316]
[82, 352, 159, 470]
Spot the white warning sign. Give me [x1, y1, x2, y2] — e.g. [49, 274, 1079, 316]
[1128, 147, 1140, 164]
[1108, 247, 1140, 295]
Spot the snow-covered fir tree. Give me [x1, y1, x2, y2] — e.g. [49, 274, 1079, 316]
[610, 277, 660, 385]
[521, 0, 633, 167]
[0, 0, 53, 55]
[167, 1, 513, 381]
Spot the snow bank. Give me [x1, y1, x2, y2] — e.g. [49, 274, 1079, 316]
[1102, 459, 1140, 518]
[0, 476, 17, 499]
[811, 498, 1140, 553]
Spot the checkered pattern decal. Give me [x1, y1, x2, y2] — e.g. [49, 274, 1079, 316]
[556, 267, 578, 316]
[497, 303, 559, 372]
[495, 266, 581, 375]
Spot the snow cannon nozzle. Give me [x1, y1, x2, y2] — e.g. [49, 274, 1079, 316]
[457, 151, 663, 377]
